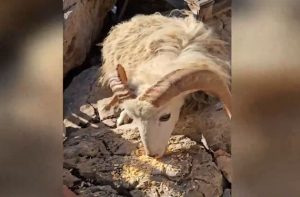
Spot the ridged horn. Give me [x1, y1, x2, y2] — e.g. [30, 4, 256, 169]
[105, 64, 135, 109]
[139, 68, 231, 118]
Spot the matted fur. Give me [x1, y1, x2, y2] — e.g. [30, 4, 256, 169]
[100, 13, 230, 99]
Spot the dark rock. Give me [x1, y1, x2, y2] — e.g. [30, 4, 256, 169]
[63, 169, 80, 187]
[222, 189, 231, 197]
[214, 149, 232, 183]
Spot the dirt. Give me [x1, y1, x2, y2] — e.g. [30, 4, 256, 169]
[63, 4, 232, 197]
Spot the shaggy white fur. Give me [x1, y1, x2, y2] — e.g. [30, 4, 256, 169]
[101, 13, 230, 95]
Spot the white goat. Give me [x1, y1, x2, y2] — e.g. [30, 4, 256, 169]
[100, 13, 231, 158]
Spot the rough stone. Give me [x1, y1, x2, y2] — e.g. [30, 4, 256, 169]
[63, 0, 115, 76]
[64, 126, 224, 197]
[222, 189, 231, 197]
[77, 185, 122, 197]
[64, 66, 111, 129]
[130, 189, 144, 197]
[116, 125, 140, 141]
[97, 97, 116, 121]
[184, 153, 223, 197]
[63, 169, 80, 187]
[102, 118, 117, 128]
[174, 103, 231, 153]
[214, 149, 232, 183]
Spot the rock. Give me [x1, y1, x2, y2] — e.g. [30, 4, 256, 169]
[64, 158, 78, 169]
[77, 185, 122, 197]
[206, 10, 231, 59]
[174, 103, 231, 153]
[124, 0, 173, 19]
[114, 142, 138, 155]
[64, 126, 224, 197]
[130, 189, 144, 197]
[63, 185, 78, 197]
[64, 140, 100, 158]
[207, 10, 231, 43]
[63, 0, 115, 76]
[185, 153, 223, 197]
[63, 169, 80, 187]
[64, 118, 82, 129]
[214, 149, 232, 183]
[222, 189, 231, 197]
[115, 124, 140, 140]
[64, 66, 111, 128]
[64, 66, 98, 127]
[97, 98, 116, 121]
[102, 118, 117, 128]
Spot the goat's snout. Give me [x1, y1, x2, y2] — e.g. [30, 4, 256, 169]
[144, 146, 167, 158]
[147, 152, 163, 159]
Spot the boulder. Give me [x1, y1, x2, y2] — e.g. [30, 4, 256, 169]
[63, 0, 115, 76]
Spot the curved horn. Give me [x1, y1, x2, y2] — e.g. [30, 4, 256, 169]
[105, 64, 135, 109]
[139, 68, 232, 118]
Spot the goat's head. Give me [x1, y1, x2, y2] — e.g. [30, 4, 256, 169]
[108, 65, 231, 158]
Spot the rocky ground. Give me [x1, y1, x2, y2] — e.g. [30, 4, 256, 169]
[63, 6, 232, 197]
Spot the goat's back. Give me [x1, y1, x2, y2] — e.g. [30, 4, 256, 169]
[100, 13, 230, 92]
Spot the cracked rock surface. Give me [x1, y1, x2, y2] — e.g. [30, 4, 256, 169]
[64, 126, 224, 197]
[64, 9, 231, 197]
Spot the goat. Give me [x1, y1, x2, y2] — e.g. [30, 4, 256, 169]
[100, 13, 231, 158]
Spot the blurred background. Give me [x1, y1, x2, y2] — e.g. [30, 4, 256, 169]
[0, 0, 300, 196]
[0, 0, 62, 197]
[233, 0, 300, 196]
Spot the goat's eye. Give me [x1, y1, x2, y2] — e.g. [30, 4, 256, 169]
[159, 113, 171, 122]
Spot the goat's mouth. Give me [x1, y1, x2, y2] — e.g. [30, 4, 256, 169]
[132, 146, 165, 158]
[144, 146, 168, 159]
[133, 144, 172, 159]
[147, 152, 164, 159]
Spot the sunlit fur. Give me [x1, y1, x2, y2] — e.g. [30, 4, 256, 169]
[100, 13, 230, 157]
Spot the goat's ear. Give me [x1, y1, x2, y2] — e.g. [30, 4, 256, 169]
[117, 64, 128, 83]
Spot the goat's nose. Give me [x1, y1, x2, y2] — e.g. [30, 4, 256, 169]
[148, 153, 162, 158]
[146, 148, 167, 158]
